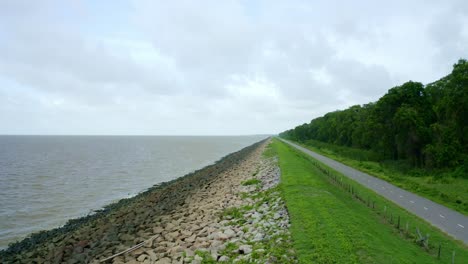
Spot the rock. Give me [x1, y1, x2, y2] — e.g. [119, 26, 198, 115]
[185, 234, 196, 243]
[210, 249, 218, 260]
[253, 232, 264, 241]
[153, 226, 164, 234]
[207, 232, 215, 240]
[223, 229, 236, 238]
[181, 230, 192, 237]
[165, 230, 180, 241]
[193, 241, 210, 249]
[120, 234, 134, 241]
[165, 223, 176, 231]
[192, 255, 203, 264]
[238, 245, 252, 255]
[170, 245, 184, 255]
[146, 250, 157, 262]
[218, 256, 229, 262]
[155, 257, 171, 264]
[216, 233, 229, 241]
[137, 254, 147, 261]
[74, 246, 84, 254]
[273, 213, 281, 220]
[154, 246, 166, 253]
[145, 237, 157, 248]
[210, 240, 223, 248]
[185, 249, 194, 257]
[196, 236, 208, 242]
[71, 253, 87, 263]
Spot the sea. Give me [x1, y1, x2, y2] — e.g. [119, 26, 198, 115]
[0, 135, 267, 249]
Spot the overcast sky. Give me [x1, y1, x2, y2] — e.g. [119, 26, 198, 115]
[1, 0, 467, 135]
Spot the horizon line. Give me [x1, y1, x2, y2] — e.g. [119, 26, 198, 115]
[0, 134, 275, 137]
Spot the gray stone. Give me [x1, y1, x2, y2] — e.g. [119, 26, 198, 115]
[185, 249, 194, 257]
[253, 232, 264, 241]
[252, 212, 262, 219]
[153, 226, 164, 234]
[223, 229, 236, 238]
[170, 245, 184, 255]
[185, 234, 196, 243]
[238, 245, 252, 254]
[154, 246, 166, 253]
[181, 230, 193, 237]
[165, 222, 176, 231]
[137, 254, 147, 262]
[218, 256, 229, 262]
[154, 257, 171, 264]
[218, 233, 229, 241]
[146, 250, 157, 262]
[210, 240, 223, 248]
[191, 255, 203, 264]
[120, 234, 134, 241]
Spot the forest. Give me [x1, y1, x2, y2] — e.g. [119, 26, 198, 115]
[280, 59, 467, 176]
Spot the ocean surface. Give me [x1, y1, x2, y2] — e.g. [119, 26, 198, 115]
[0, 135, 267, 249]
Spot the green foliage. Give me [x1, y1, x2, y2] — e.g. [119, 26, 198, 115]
[221, 207, 243, 219]
[273, 139, 468, 263]
[280, 59, 468, 169]
[241, 179, 261, 186]
[304, 139, 382, 162]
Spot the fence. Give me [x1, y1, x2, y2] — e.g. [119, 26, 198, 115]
[309, 159, 460, 263]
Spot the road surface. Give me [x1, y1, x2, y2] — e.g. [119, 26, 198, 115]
[279, 138, 468, 245]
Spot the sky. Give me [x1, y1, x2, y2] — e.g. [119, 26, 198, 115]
[0, 0, 467, 135]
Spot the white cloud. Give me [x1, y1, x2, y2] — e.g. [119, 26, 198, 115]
[0, 0, 467, 135]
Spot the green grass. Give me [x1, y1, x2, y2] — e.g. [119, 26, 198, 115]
[262, 142, 277, 158]
[221, 207, 244, 219]
[241, 178, 261, 186]
[271, 138, 467, 264]
[299, 139, 468, 215]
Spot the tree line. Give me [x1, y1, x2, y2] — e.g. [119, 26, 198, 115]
[280, 59, 467, 172]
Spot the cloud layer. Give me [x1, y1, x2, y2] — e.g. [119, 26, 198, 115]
[1, 0, 467, 135]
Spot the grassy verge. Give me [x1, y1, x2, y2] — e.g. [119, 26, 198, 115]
[272, 138, 467, 263]
[296, 139, 468, 215]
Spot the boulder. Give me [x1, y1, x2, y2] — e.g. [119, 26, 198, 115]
[238, 245, 252, 255]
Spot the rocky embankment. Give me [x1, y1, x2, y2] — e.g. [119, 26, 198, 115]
[1, 138, 296, 263]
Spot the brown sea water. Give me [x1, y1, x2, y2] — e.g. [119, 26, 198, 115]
[0, 135, 267, 249]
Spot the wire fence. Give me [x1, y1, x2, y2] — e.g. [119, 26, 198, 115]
[310, 159, 460, 263]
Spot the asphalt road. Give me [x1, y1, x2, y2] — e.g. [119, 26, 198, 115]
[279, 138, 468, 245]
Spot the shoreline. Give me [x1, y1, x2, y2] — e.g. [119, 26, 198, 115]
[0, 138, 274, 263]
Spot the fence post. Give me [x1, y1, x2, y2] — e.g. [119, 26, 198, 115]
[452, 250, 455, 264]
[397, 216, 400, 229]
[437, 244, 441, 259]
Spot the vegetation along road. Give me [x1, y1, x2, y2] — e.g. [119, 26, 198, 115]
[279, 138, 468, 245]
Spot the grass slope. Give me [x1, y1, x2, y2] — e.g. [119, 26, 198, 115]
[272, 139, 467, 264]
[300, 139, 468, 215]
